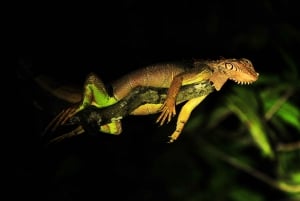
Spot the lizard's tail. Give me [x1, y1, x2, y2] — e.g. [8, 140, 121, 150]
[17, 58, 84, 143]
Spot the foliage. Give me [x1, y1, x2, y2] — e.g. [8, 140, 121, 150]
[16, 1, 300, 201]
[180, 50, 300, 200]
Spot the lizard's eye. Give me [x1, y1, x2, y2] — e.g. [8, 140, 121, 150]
[225, 63, 236, 70]
[243, 58, 251, 64]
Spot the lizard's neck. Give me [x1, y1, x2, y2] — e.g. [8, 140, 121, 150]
[208, 71, 228, 91]
[194, 60, 229, 91]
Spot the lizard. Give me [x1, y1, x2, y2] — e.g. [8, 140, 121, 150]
[43, 58, 259, 143]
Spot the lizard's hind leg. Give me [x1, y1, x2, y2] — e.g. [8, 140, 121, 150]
[169, 95, 208, 143]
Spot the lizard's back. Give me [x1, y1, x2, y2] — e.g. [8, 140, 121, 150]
[111, 63, 189, 100]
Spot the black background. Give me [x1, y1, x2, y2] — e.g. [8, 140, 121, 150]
[13, 1, 299, 200]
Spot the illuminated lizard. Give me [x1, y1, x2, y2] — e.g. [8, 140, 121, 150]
[44, 58, 259, 143]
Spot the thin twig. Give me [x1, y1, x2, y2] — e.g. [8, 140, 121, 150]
[276, 141, 300, 152]
[264, 88, 294, 121]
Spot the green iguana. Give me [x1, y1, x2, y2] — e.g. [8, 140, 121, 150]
[43, 58, 259, 143]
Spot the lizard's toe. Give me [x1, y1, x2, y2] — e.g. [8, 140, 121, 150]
[168, 135, 176, 143]
[156, 109, 168, 126]
[156, 105, 176, 126]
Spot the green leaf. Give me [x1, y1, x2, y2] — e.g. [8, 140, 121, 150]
[206, 106, 232, 129]
[276, 101, 300, 131]
[225, 88, 274, 158]
[261, 86, 300, 132]
[291, 172, 300, 184]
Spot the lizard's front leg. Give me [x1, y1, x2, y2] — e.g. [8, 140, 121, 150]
[156, 76, 183, 125]
[156, 69, 212, 126]
[168, 95, 208, 143]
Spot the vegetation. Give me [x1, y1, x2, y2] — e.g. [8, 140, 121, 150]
[15, 1, 299, 200]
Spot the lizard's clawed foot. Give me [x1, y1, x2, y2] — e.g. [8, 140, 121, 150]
[168, 131, 181, 143]
[43, 105, 79, 136]
[155, 100, 176, 126]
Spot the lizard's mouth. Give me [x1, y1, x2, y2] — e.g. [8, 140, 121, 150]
[229, 72, 259, 85]
[229, 78, 256, 85]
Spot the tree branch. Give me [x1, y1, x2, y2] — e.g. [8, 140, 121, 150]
[72, 80, 215, 128]
[46, 80, 215, 144]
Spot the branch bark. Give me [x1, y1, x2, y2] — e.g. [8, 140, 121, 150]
[72, 80, 215, 128]
[46, 79, 215, 144]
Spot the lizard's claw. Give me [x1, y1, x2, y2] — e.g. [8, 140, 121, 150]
[42, 105, 79, 136]
[168, 131, 180, 143]
[156, 99, 176, 126]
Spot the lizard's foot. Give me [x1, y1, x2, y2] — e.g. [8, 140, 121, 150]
[155, 100, 176, 126]
[43, 104, 79, 136]
[168, 130, 181, 143]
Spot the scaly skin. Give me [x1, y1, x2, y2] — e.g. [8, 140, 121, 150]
[44, 58, 259, 142]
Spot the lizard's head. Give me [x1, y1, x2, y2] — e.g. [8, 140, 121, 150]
[218, 58, 259, 84]
[207, 58, 259, 91]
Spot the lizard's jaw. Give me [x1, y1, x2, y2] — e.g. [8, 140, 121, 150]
[229, 72, 259, 85]
[229, 77, 258, 85]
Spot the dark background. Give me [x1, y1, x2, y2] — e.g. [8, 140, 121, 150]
[14, 0, 299, 200]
